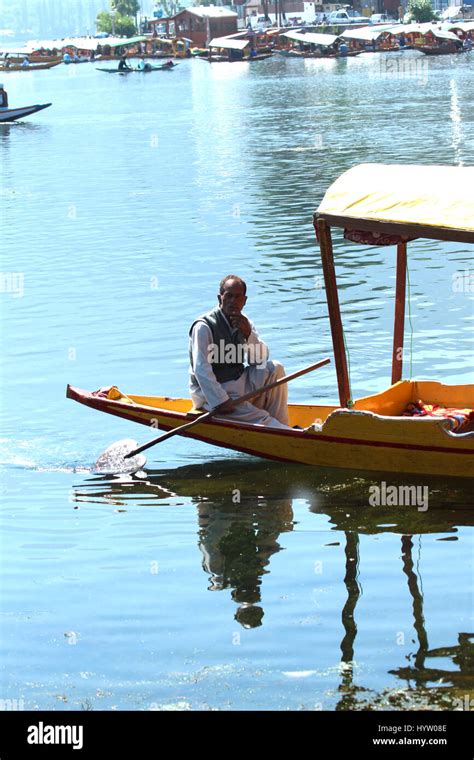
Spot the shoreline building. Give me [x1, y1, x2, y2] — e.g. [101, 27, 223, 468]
[150, 6, 239, 47]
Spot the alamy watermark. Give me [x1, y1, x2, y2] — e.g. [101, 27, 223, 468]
[453, 694, 474, 711]
[370, 56, 429, 86]
[207, 340, 266, 368]
[0, 271, 24, 297]
[27, 722, 83, 750]
[452, 269, 474, 293]
[369, 481, 429, 512]
[0, 697, 25, 710]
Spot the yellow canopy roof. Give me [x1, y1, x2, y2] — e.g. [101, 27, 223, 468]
[316, 164, 474, 242]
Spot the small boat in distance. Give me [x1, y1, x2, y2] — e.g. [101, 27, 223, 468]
[0, 103, 52, 122]
[96, 62, 177, 73]
[0, 60, 62, 72]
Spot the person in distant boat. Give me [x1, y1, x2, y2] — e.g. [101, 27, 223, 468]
[118, 54, 132, 71]
[189, 275, 291, 429]
[21, 56, 29, 67]
[463, 34, 472, 52]
[137, 57, 148, 70]
[0, 84, 8, 107]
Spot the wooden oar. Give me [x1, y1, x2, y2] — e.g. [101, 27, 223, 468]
[124, 357, 330, 459]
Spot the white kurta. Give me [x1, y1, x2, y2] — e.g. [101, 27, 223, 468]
[189, 313, 290, 429]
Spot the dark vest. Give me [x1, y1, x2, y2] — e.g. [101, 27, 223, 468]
[189, 307, 246, 384]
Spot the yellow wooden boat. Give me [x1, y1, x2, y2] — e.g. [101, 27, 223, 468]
[67, 164, 474, 479]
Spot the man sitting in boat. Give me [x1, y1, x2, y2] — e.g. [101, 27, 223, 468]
[189, 275, 291, 429]
[137, 57, 152, 71]
[118, 54, 132, 71]
[0, 84, 8, 108]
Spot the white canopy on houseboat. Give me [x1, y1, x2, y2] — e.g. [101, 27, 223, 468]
[282, 31, 338, 47]
[6, 36, 147, 52]
[340, 26, 393, 42]
[429, 27, 461, 41]
[450, 21, 474, 31]
[209, 37, 249, 50]
[390, 23, 459, 40]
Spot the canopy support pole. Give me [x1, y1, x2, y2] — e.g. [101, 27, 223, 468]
[315, 218, 351, 407]
[391, 242, 407, 385]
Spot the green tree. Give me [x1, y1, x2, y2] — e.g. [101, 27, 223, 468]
[155, 1, 184, 17]
[96, 10, 137, 36]
[406, 0, 437, 22]
[112, 1, 140, 15]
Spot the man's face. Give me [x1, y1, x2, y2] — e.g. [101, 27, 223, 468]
[218, 280, 247, 318]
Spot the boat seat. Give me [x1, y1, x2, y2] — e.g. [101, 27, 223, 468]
[353, 380, 413, 416]
[353, 380, 474, 420]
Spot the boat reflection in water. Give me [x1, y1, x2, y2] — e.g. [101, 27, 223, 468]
[72, 459, 473, 706]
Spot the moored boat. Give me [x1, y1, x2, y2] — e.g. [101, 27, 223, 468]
[0, 60, 62, 72]
[207, 35, 273, 62]
[1, 54, 61, 64]
[0, 102, 51, 122]
[67, 164, 474, 479]
[418, 43, 464, 55]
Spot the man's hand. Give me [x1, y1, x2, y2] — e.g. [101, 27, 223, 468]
[229, 313, 251, 339]
[215, 399, 236, 414]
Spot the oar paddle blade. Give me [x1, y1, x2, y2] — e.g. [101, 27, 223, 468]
[93, 439, 147, 475]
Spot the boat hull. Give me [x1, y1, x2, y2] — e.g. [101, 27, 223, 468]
[66, 383, 474, 479]
[96, 65, 174, 73]
[0, 61, 62, 71]
[207, 54, 273, 63]
[418, 45, 463, 56]
[0, 103, 52, 122]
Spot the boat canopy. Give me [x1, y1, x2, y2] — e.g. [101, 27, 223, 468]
[282, 31, 338, 47]
[266, 28, 287, 37]
[429, 27, 461, 41]
[0, 46, 35, 55]
[3, 35, 148, 53]
[449, 21, 474, 31]
[394, 22, 430, 34]
[209, 37, 249, 50]
[393, 24, 459, 41]
[340, 26, 392, 42]
[99, 35, 147, 48]
[315, 164, 474, 243]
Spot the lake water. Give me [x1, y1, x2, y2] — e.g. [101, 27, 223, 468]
[0, 52, 473, 712]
